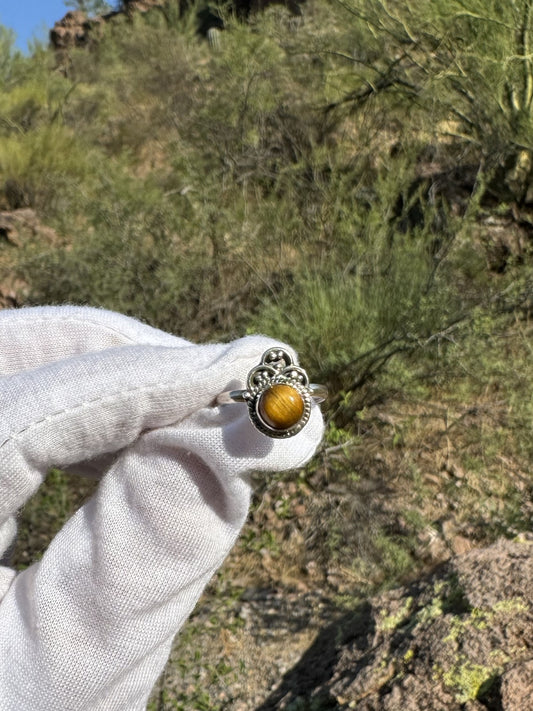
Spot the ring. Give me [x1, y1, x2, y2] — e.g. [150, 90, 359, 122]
[217, 347, 328, 438]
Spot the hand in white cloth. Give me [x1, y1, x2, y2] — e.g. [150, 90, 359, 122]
[0, 306, 324, 711]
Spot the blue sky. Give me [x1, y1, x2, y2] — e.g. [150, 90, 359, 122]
[0, 1, 70, 52]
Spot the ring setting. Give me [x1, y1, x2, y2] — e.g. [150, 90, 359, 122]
[217, 348, 327, 438]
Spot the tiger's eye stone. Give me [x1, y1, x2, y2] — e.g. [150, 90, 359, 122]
[258, 384, 305, 430]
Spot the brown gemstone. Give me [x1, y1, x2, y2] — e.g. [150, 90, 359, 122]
[258, 384, 305, 430]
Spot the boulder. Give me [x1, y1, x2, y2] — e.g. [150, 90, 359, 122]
[49, 11, 95, 51]
[258, 536, 533, 710]
[50, 0, 306, 52]
[0, 209, 59, 308]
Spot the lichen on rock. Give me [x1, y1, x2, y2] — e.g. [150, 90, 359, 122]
[257, 537, 533, 710]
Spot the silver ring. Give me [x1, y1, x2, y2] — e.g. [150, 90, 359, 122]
[216, 347, 328, 438]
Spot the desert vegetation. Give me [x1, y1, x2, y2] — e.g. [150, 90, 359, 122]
[1, 0, 533, 707]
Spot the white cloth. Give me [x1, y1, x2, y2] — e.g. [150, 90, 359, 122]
[0, 306, 324, 710]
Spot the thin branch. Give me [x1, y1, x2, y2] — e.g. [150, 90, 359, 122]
[323, 439, 357, 455]
[324, 68, 420, 114]
[338, 313, 471, 397]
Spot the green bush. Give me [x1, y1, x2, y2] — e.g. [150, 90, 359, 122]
[2, 0, 532, 639]
[330, 0, 533, 201]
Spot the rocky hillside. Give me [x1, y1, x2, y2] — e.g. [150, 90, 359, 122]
[146, 537, 532, 710]
[1, 1, 532, 708]
[259, 536, 533, 710]
[49, 0, 304, 53]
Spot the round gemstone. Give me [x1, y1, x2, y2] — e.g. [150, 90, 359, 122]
[258, 384, 305, 430]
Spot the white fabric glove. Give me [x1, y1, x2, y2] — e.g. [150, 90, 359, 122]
[0, 306, 324, 711]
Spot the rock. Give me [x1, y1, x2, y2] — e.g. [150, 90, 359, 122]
[49, 11, 96, 51]
[50, 0, 306, 53]
[257, 537, 533, 710]
[0, 209, 58, 249]
[0, 209, 59, 308]
[480, 214, 528, 274]
[500, 659, 533, 707]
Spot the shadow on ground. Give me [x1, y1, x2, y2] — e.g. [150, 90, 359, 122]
[255, 601, 375, 710]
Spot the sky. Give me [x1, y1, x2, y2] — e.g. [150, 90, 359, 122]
[0, 1, 70, 53]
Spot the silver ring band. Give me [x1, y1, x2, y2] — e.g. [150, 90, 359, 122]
[217, 383, 328, 405]
[216, 347, 328, 438]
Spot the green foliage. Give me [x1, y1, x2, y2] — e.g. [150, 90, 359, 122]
[0, 124, 96, 211]
[0, 25, 18, 86]
[5, 0, 533, 610]
[333, 0, 533, 200]
[0, 48, 98, 213]
[5, 4, 533, 705]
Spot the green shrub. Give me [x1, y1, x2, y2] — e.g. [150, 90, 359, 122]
[4, 0, 533, 635]
[331, 0, 533, 201]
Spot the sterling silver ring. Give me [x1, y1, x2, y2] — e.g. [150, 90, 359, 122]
[217, 347, 328, 438]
